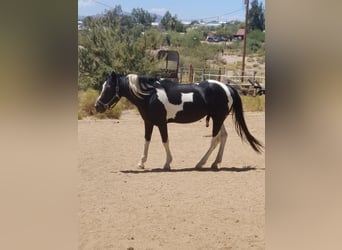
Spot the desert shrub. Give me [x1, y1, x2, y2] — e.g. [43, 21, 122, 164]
[256, 57, 265, 64]
[119, 97, 136, 110]
[94, 101, 123, 119]
[248, 29, 265, 43]
[229, 41, 242, 51]
[241, 95, 265, 111]
[78, 88, 98, 118]
[78, 88, 123, 119]
[247, 39, 262, 53]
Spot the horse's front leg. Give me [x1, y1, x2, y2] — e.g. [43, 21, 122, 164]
[137, 121, 153, 169]
[158, 123, 172, 170]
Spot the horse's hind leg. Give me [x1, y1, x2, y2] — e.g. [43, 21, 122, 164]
[205, 115, 210, 127]
[195, 119, 224, 169]
[195, 132, 220, 169]
[211, 125, 227, 169]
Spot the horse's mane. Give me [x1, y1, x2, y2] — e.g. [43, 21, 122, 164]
[127, 74, 160, 99]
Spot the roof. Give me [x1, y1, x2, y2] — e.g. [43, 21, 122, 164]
[235, 29, 245, 36]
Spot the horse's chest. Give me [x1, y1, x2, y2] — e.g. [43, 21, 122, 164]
[155, 88, 194, 120]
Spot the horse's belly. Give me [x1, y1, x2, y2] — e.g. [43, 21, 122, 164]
[167, 103, 207, 123]
[153, 86, 208, 123]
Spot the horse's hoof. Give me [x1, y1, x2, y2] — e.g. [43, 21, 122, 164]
[163, 164, 171, 171]
[211, 164, 218, 170]
[137, 163, 145, 169]
[195, 164, 203, 170]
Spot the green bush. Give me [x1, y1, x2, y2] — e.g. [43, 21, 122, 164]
[230, 41, 242, 51]
[247, 29, 265, 54]
[247, 39, 262, 53]
[248, 29, 265, 43]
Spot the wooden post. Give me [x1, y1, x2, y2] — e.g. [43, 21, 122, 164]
[179, 67, 183, 83]
[189, 64, 193, 82]
[241, 0, 249, 83]
[218, 68, 222, 81]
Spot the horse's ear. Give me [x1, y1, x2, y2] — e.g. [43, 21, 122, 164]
[111, 71, 116, 78]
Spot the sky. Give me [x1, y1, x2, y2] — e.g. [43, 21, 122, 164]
[78, 0, 265, 22]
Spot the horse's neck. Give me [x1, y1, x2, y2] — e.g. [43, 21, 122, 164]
[119, 77, 144, 106]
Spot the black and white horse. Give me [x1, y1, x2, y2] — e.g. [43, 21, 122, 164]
[95, 72, 263, 170]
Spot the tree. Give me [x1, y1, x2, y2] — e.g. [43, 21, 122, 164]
[246, 30, 265, 53]
[183, 30, 202, 48]
[173, 16, 186, 32]
[102, 5, 123, 28]
[161, 11, 172, 30]
[160, 11, 184, 32]
[78, 10, 159, 90]
[248, 0, 265, 31]
[131, 8, 156, 28]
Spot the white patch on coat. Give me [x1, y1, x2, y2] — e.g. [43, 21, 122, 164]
[96, 81, 107, 103]
[208, 79, 233, 110]
[156, 88, 194, 120]
[127, 74, 143, 98]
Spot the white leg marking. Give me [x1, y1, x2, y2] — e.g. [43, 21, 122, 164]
[208, 80, 233, 110]
[156, 88, 194, 120]
[195, 131, 221, 169]
[137, 140, 150, 169]
[163, 141, 173, 170]
[211, 125, 228, 169]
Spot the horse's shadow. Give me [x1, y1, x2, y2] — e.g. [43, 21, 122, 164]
[120, 166, 261, 174]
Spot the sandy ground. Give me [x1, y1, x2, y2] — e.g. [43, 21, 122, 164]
[221, 54, 265, 72]
[78, 110, 265, 249]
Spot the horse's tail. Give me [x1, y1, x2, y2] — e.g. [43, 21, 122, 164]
[229, 86, 264, 153]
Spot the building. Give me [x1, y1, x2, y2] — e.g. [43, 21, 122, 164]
[234, 28, 245, 40]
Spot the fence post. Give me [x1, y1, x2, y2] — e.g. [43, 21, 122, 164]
[189, 64, 193, 83]
[179, 67, 183, 83]
[218, 68, 221, 81]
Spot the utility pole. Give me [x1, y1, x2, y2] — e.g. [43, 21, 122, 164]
[241, 0, 249, 83]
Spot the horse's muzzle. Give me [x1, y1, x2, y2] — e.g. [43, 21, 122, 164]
[95, 101, 106, 113]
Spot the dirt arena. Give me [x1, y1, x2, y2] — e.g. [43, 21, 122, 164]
[78, 110, 265, 249]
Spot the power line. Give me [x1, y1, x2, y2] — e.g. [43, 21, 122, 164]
[221, 8, 245, 17]
[94, 0, 113, 9]
[90, 2, 244, 22]
[190, 8, 244, 21]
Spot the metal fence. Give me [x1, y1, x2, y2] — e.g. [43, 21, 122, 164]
[178, 66, 265, 85]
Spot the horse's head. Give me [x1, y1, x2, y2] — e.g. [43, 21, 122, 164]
[95, 72, 121, 113]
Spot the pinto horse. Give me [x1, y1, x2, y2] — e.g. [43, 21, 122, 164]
[95, 72, 263, 170]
